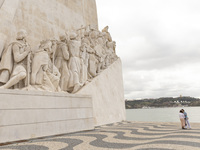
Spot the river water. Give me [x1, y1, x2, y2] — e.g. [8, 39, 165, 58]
[126, 106, 200, 123]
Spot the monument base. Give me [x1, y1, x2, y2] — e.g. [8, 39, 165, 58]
[0, 90, 94, 144]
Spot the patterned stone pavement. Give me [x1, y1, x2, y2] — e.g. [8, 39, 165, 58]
[0, 121, 200, 150]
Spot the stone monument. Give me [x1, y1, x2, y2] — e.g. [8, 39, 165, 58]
[0, 0, 125, 143]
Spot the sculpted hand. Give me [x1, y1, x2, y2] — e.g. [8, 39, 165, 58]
[42, 65, 48, 71]
[52, 41, 57, 45]
[25, 46, 31, 53]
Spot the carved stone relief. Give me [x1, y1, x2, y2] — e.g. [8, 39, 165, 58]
[0, 25, 118, 93]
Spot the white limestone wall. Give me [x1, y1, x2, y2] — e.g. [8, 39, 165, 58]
[77, 58, 126, 126]
[0, 0, 20, 56]
[0, 0, 98, 55]
[0, 90, 94, 143]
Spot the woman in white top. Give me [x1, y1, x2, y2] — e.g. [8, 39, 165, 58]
[179, 110, 185, 129]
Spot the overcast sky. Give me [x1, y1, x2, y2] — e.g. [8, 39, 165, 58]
[96, 0, 200, 99]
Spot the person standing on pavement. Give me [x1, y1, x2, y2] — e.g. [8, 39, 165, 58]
[181, 109, 191, 129]
[179, 109, 186, 129]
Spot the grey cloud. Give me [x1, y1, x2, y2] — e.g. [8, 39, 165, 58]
[96, 0, 200, 99]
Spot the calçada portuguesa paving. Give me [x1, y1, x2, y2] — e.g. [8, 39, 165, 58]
[0, 121, 200, 150]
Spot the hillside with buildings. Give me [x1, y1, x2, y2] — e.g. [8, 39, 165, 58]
[125, 96, 200, 109]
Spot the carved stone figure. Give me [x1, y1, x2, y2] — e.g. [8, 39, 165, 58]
[82, 31, 91, 46]
[102, 26, 112, 42]
[96, 32, 107, 70]
[0, 24, 117, 93]
[77, 25, 86, 40]
[106, 41, 118, 64]
[68, 32, 82, 93]
[88, 49, 98, 78]
[31, 40, 61, 92]
[0, 29, 31, 89]
[81, 31, 97, 78]
[80, 43, 89, 85]
[54, 35, 70, 91]
[89, 25, 99, 48]
[94, 45, 104, 74]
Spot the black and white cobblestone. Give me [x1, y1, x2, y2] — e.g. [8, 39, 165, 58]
[0, 121, 200, 150]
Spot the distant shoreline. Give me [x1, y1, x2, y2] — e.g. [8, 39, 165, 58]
[126, 106, 200, 109]
[125, 97, 200, 109]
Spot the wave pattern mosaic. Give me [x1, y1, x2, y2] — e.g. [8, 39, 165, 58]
[0, 121, 200, 150]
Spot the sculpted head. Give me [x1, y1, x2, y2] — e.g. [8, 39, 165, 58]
[80, 43, 87, 51]
[84, 31, 89, 37]
[59, 34, 67, 42]
[89, 24, 97, 31]
[39, 40, 52, 53]
[102, 26, 109, 33]
[51, 37, 57, 44]
[16, 29, 27, 40]
[69, 32, 78, 40]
